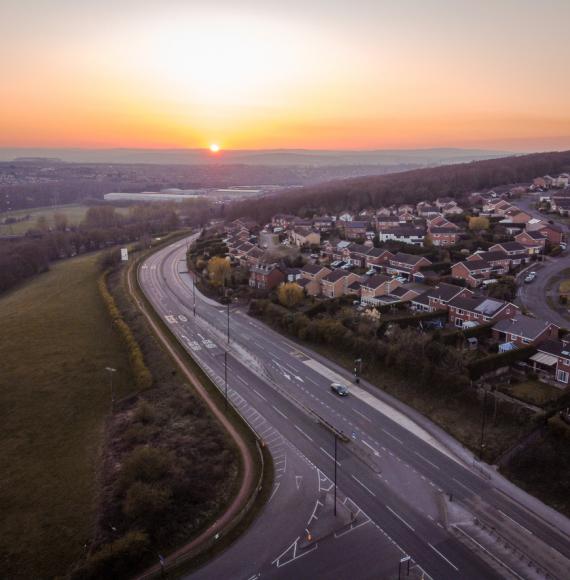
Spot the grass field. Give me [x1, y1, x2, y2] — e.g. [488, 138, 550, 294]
[0, 253, 135, 578]
[0, 204, 130, 235]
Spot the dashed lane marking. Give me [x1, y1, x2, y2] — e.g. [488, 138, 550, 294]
[428, 543, 459, 572]
[351, 474, 376, 497]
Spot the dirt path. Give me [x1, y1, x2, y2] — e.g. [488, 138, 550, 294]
[127, 257, 258, 579]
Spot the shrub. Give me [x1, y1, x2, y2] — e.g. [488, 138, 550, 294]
[123, 482, 172, 523]
[119, 446, 173, 489]
[72, 531, 150, 580]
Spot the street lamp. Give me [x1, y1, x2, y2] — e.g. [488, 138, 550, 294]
[105, 367, 117, 412]
[479, 387, 489, 460]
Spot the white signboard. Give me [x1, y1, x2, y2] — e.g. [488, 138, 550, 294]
[121, 248, 129, 261]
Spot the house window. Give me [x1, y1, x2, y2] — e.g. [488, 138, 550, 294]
[556, 369, 569, 384]
[522, 338, 530, 344]
[455, 318, 463, 328]
[457, 309, 464, 315]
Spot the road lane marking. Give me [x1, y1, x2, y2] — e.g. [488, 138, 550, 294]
[320, 447, 340, 466]
[351, 474, 376, 497]
[382, 428, 403, 444]
[272, 405, 288, 420]
[413, 451, 440, 470]
[452, 477, 476, 494]
[352, 408, 371, 422]
[498, 510, 533, 535]
[428, 543, 459, 571]
[294, 425, 314, 442]
[362, 440, 380, 456]
[252, 388, 267, 401]
[385, 505, 415, 531]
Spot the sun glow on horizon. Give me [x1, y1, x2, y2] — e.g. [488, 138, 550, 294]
[209, 143, 220, 153]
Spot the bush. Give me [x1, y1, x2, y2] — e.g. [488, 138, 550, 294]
[72, 531, 150, 580]
[123, 481, 172, 523]
[119, 446, 173, 489]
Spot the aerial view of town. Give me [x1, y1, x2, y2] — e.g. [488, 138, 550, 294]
[1, 1, 570, 579]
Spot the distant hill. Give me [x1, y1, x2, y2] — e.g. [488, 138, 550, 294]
[227, 149, 570, 223]
[0, 147, 510, 167]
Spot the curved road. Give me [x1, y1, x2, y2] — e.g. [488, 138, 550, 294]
[139, 235, 570, 579]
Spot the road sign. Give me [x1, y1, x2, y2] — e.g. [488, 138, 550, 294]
[121, 248, 128, 261]
[400, 555, 411, 563]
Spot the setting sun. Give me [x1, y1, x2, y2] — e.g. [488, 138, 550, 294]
[209, 144, 220, 153]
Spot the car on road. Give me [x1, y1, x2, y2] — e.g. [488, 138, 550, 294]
[330, 383, 349, 396]
[524, 271, 537, 283]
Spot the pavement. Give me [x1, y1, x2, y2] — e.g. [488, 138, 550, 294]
[137, 234, 570, 580]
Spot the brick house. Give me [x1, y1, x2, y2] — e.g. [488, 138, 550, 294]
[289, 227, 321, 247]
[451, 260, 494, 288]
[387, 253, 432, 279]
[489, 241, 530, 266]
[492, 315, 559, 347]
[271, 214, 296, 229]
[360, 274, 402, 305]
[249, 263, 285, 290]
[375, 216, 401, 231]
[514, 230, 547, 254]
[410, 283, 472, 312]
[448, 296, 519, 328]
[365, 248, 394, 269]
[313, 216, 334, 232]
[321, 270, 361, 298]
[428, 226, 461, 246]
[300, 264, 331, 296]
[245, 246, 265, 267]
[342, 221, 369, 240]
[526, 221, 564, 246]
[531, 340, 570, 384]
[466, 250, 511, 273]
[502, 207, 532, 224]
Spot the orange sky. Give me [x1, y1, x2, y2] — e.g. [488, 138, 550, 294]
[2, 0, 570, 152]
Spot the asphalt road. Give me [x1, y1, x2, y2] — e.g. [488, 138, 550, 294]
[138, 235, 570, 579]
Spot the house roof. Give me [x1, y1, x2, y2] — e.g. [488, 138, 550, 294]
[415, 283, 469, 303]
[493, 315, 558, 340]
[491, 241, 527, 252]
[469, 250, 509, 262]
[430, 226, 459, 234]
[537, 340, 570, 359]
[362, 274, 391, 289]
[449, 295, 512, 316]
[301, 263, 327, 275]
[366, 247, 391, 258]
[344, 221, 369, 228]
[516, 230, 547, 241]
[391, 252, 431, 266]
[453, 259, 491, 272]
[322, 269, 351, 283]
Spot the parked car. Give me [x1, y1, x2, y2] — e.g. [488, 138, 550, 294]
[365, 269, 376, 276]
[341, 263, 353, 270]
[524, 272, 537, 283]
[330, 383, 349, 396]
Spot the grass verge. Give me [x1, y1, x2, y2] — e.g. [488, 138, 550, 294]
[0, 253, 135, 579]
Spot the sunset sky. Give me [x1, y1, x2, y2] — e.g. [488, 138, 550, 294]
[2, 0, 570, 151]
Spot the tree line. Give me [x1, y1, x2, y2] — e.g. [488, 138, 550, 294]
[0, 203, 190, 294]
[227, 150, 570, 224]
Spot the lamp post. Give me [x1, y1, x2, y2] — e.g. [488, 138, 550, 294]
[105, 367, 117, 412]
[227, 301, 230, 344]
[224, 350, 228, 411]
[334, 433, 338, 516]
[479, 387, 489, 460]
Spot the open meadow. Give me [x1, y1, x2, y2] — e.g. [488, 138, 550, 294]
[0, 253, 135, 578]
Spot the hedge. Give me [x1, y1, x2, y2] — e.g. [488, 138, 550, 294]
[467, 345, 536, 379]
[440, 322, 494, 345]
[98, 271, 153, 390]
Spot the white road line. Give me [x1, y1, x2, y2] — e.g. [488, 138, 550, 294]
[294, 425, 314, 442]
[428, 543, 459, 571]
[382, 428, 403, 444]
[352, 408, 372, 422]
[272, 405, 288, 420]
[498, 510, 533, 535]
[362, 440, 380, 455]
[452, 477, 476, 494]
[252, 388, 267, 401]
[351, 474, 376, 497]
[385, 505, 415, 532]
[320, 447, 340, 466]
[413, 451, 440, 470]
[237, 375, 248, 385]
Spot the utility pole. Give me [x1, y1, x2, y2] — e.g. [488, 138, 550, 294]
[105, 367, 117, 412]
[334, 433, 338, 516]
[192, 276, 196, 317]
[479, 387, 489, 460]
[227, 301, 230, 344]
[224, 350, 228, 411]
